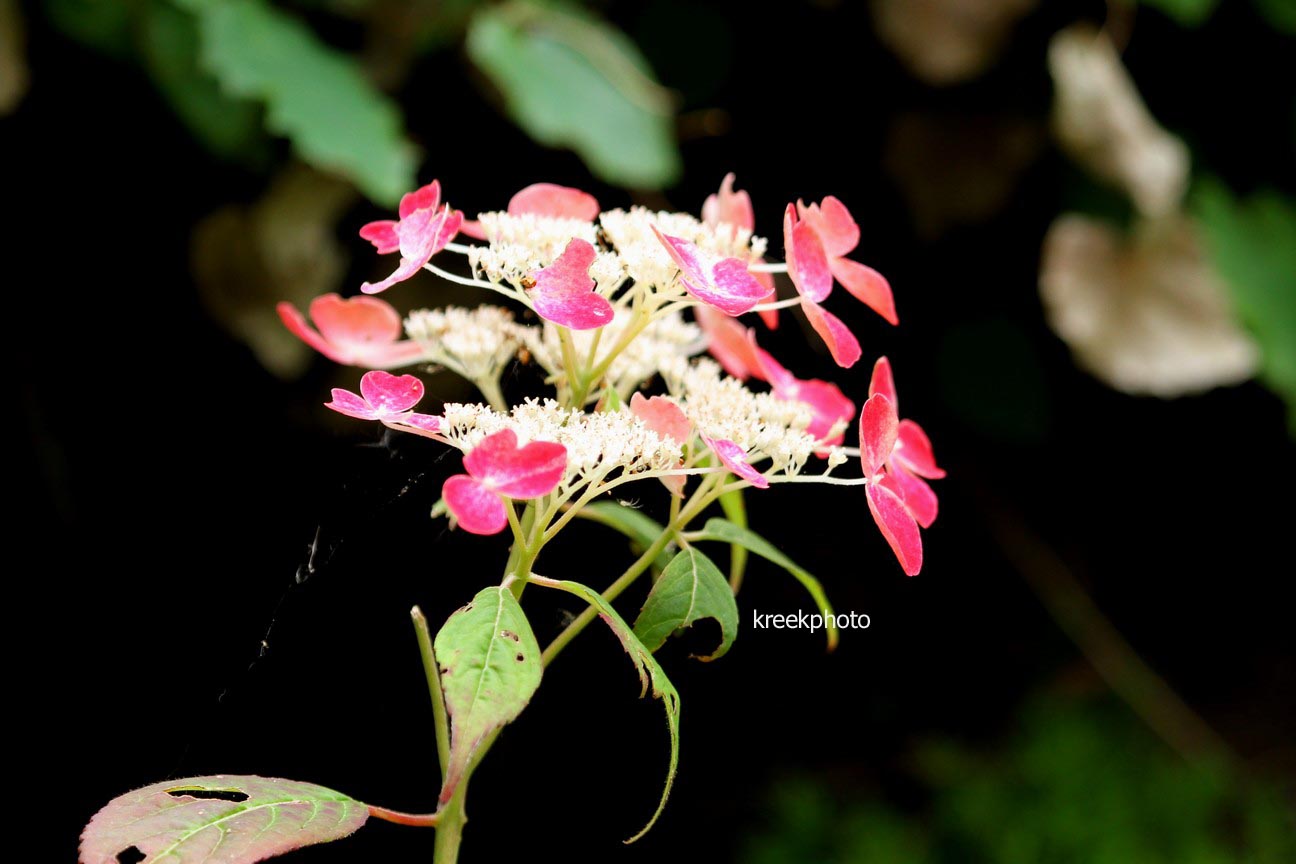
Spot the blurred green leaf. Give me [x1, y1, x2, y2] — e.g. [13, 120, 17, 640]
[466, 0, 681, 188]
[1253, 0, 1296, 34]
[141, 1, 265, 162]
[1139, 0, 1219, 27]
[1193, 178, 1296, 427]
[179, 0, 416, 204]
[45, 0, 136, 58]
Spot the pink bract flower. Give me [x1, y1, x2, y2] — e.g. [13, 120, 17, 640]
[702, 435, 769, 489]
[702, 174, 778, 329]
[460, 182, 600, 239]
[695, 306, 764, 380]
[858, 357, 944, 576]
[783, 205, 862, 368]
[797, 197, 897, 325]
[631, 393, 692, 498]
[359, 180, 463, 295]
[277, 293, 425, 369]
[442, 430, 568, 535]
[652, 226, 772, 316]
[528, 239, 614, 330]
[325, 370, 444, 437]
[755, 349, 854, 446]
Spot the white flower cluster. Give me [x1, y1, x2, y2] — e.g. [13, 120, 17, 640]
[665, 359, 819, 475]
[518, 308, 705, 401]
[404, 305, 523, 382]
[466, 207, 767, 294]
[440, 398, 683, 483]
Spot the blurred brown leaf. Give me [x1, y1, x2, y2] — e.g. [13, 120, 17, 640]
[1049, 26, 1189, 218]
[871, 0, 1036, 85]
[1040, 214, 1258, 396]
[885, 111, 1043, 238]
[0, 0, 28, 114]
[192, 164, 358, 378]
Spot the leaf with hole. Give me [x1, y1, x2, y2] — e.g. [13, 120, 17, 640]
[466, 0, 681, 188]
[435, 585, 543, 802]
[529, 575, 679, 842]
[634, 546, 738, 660]
[687, 518, 838, 650]
[80, 775, 368, 864]
[578, 500, 674, 573]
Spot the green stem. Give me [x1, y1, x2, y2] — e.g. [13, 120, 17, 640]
[410, 606, 450, 779]
[475, 376, 508, 413]
[432, 778, 468, 864]
[541, 475, 724, 665]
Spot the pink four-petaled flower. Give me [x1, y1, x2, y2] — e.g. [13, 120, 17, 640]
[701, 173, 779, 329]
[443, 430, 568, 535]
[460, 182, 600, 239]
[797, 197, 897, 325]
[858, 357, 944, 576]
[325, 371, 443, 438]
[278, 293, 425, 368]
[359, 180, 463, 295]
[528, 239, 614, 330]
[652, 226, 772, 317]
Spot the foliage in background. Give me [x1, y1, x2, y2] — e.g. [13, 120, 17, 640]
[747, 698, 1295, 864]
[43, 0, 682, 201]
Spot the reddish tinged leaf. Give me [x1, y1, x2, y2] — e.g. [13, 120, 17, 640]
[528, 238, 614, 330]
[867, 481, 923, 576]
[443, 474, 508, 535]
[653, 227, 771, 316]
[896, 419, 945, 479]
[703, 436, 769, 488]
[801, 299, 862, 368]
[508, 182, 600, 221]
[79, 775, 369, 864]
[784, 205, 833, 303]
[860, 394, 899, 478]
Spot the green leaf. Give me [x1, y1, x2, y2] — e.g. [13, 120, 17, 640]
[634, 546, 738, 660]
[1253, 0, 1296, 34]
[434, 585, 543, 801]
[466, 0, 681, 188]
[1138, 0, 1219, 27]
[688, 518, 838, 650]
[141, 1, 265, 162]
[577, 500, 674, 573]
[529, 575, 679, 842]
[1193, 178, 1296, 429]
[80, 775, 369, 863]
[182, 0, 416, 204]
[718, 487, 749, 590]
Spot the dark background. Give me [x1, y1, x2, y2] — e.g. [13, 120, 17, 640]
[13, 0, 1294, 860]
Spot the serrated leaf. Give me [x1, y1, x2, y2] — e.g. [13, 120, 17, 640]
[1193, 178, 1296, 429]
[578, 500, 674, 573]
[634, 546, 738, 660]
[718, 487, 749, 589]
[434, 585, 543, 802]
[80, 775, 368, 864]
[529, 575, 679, 842]
[181, 0, 416, 204]
[141, 1, 265, 162]
[466, 0, 680, 188]
[689, 518, 838, 650]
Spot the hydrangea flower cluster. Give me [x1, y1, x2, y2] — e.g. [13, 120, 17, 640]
[278, 175, 943, 573]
